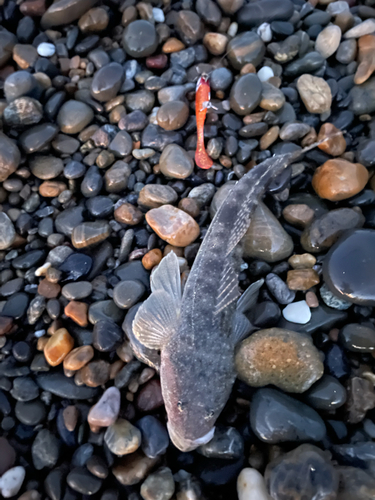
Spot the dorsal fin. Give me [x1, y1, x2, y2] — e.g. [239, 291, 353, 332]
[213, 259, 240, 316]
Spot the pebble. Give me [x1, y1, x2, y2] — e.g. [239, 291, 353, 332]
[237, 468, 269, 500]
[113, 280, 145, 309]
[0, 133, 21, 182]
[345, 377, 375, 424]
[250, 388, 326, 443]
[62, 281, 92, 300]
[304, 374, 347, 410]
[312, 159, 369, 201]
[239, 0, 294, 27]
[91, 62, 124, 102]
[354, 35, 375, 85]
[317, 122, 346, 156]
[340, 323, 375, 352]
[138, 184, 178, 209]
[67, 467, 102, 495]
[146, 205, 200, 247]
[140, 467, 175, 500]
[104, 418, 141, 456]
[93, 319, 123, 351]
[236, 328, 323, 393]
[136, 416, 169, 458]
[282, 204, 314, 228]
[344, 18, 375, 39]
[350, 77, 375, 115]
[265, 445, 338, 500]
[297, 74, 332, 114]
[266, 273, 295, 305]
[44, 328, 74, 366]
[0, 438, 16, 476]
[159, 144, 194, 179]
[315, 24, 341, 59]
[37, 42, 55, 57]
[32, 429, 60, 470]
[63, 345, 94, 371]
[230, 74, 263, 115]
[0, 466, 25, 498]
[112, 451, 159, 485]
[243, 202, 293, 263]
[88, 386, 120, 428]
[287, 269, 320, 291]
[288, 253, 316, 269]
[72, 221, 110, 249]
[197, 427, 244, 459]
[0, 213, 16, 250]
[123, 20, 158, 58]
[282, 300, 311, 324]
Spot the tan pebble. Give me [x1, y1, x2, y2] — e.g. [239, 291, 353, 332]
[354, 34, 375, 85]
[138, 184, 178, 209]
[13, 44, 38, 69]
[78, 7, 109, 33]
[163, 245, 184, 257]
[39, 181, 67, 197]
[334, 11, 354, 33]
[287, 269, 320, 291]
[110, 359, 125, 379]
[63, 345, 94, 371]
[240, 63, 256, 75]
[114, 202, 143, 225]
[243, 112, 266, 124]
[64, 301, 88, 327]
[145, 204, 200, 247]
[317, 123, 346, 156]
[112, 451, 159, 486]
[260, 126, 279, 150]
[288, 253, 317, 269]
[297, 74, 332, 114]
[203, 33, 228, 55]
[44, 328, 74, 366]
[312, 159, 369, 201]
[63, 405, 79, 431]
[301, 127, 318, 147]
[282, 204, 315, 229]
[162, 38, 185, 53]
[178, 197, 201, 218]
[306, 291, 319, 308]
[37, 278, 61, 298]
[219, 155, 232, 168]
[142, 248, 163, 270]
[79, 360, 110, 387]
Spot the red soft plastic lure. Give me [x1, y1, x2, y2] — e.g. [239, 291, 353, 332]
[195, 74, 213, 170]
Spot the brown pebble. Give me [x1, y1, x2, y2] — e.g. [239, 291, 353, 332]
[38, 278, 61, 298]
[317, 123, 346, 157]
[146, 54, 168, 69]
[282, 204, 315, 228]
[178, 197, 201, 218]
[114, 202, 143, 225]
[0, 316, 14, 335]
[329, 328, 340, 342]
[260, 126, 279, 150]
[354, 34, 375, 85]
[142, 248, 163, 270]
[20, 0, 46, 16]
[287, 269, 320, 291]
[162, 38, 185, 53]
[163, 245, 184, 257]
[18, 491, 41, 500]
[37, 336, 48, 351]
[13, 44, 38, 69]
[44, 328, 74, 366]
[63, 345, 94, 371]
[80, 360, 110, 387]
[288, 253, 317, 269]
[63, 405, 79, 431]
[64, 301, 88, 327]
[306, 291, 319, 308]
[301, 127, 317, 147]
[312, 159, 369, 201]
[116, 341, 134, 363]
[110, 359, 125, 379]
[136, 379, 164, 412]
[39, 181, 67, 197]
[240, 63, 256, 75]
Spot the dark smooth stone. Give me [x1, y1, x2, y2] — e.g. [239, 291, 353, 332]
[278, 304, 348, 335]
[12, 341, 31, 363]
[12, 249, 45, 269]
[271, 21, 294, 36]
[36, 373, 98, 399]
[93, 319, 123, 352]
[250, 388, 326, 443]
[251, 301, 281, 328]
[81, 165, 103, 198]
[324, 344, 350, 379]
[91, 62, 124, 102]
[64, 160, 86, 179]
[114, 261, 150, 289]
[122, 20, 158, 58]
[2, 293, 29, 319]
[135, 415, 169, 459]
[323, 230, 375, 306]
[304, 375, 347, 410]
[55, 207, 84, 237]
[332, 442, 375, 469]
[56, 408, 76, 447]
[32, 429, 61, 470]
[119, 110, 148, 132]
[357, 139, 375, 167]
[113, 279, 145, 309]
[339, 323, 375, 353]
[19, 123, 59, 154]
[194, 456, 245, 486]
[10, 376, 39, 401]
[45, 468, 64, 500]
[86, 455, 108, 479]
[86, 196, 113, 218]
[304, 11, 331, 26]
[72, 443, 93, 467]
[141, 124, 183, 152]
[45, 91, 66, 121]
[347, 189, 375, 207]
[114, 359, 141, 389]
[0, 391, 12, 417]
[284, 51, 325, 76]
[59, 253, 93, 281]
[86, 241, 113, 281]
[238, 0, 294, 26]
[67, 467, 102, 495]
[4, 71, 39, 102]
[15, 399, 46, 425]
[211, 68, 233, 92]
[197, 427, 244, 460]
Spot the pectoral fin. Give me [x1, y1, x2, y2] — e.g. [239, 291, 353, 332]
[232, 310, 254, 344]
[133, 290, 180, 350]
[236, 278, 264, 314]
[151, 251, 182, 300]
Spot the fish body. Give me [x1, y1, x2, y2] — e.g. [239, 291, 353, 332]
[195, 74, 213, 170]
[132, 150, 304, 451]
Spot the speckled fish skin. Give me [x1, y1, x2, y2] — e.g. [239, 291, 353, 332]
[133, 150, 304, 452]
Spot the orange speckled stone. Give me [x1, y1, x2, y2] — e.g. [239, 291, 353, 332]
[162, 38, 185, 53]
[39, 181, 67, 197]
[142, 249, 163, 270]
[312, 159, 369, 201]
[44, 328, 74, 366]
[64, 301, 88, 327]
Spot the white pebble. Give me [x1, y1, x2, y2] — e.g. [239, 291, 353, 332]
[257, 66, 274, 82]
[282, 300, 311, 324]
[227, 22, 238, 38]
[35, 262, 51, 276]
[34, 329, 46, 338]
[257, 23, 272, 43]
[237, 468, 271, 500]
[149, 107, 160, 125]
[327, 1, 349, 15]
[0, 466, 25, 498]
[152, 7, 165, 23]
[37, 42, 55, 57]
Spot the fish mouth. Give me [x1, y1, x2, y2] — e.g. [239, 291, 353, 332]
[167, 422, 215, 452]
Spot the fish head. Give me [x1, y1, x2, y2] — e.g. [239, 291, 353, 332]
[196, 72, 210, 92]
[161, 340, 234, 452]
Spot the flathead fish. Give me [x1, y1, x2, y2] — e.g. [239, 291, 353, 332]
[132, 146, 321, 451]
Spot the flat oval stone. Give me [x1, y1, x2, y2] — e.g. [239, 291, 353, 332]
[67, 467, 102, 495]
[243, 202, 294, 263]
[30, 156, 64, 180]
[0, 132, 20, 182]
[44, 328, 74, 366]
[138, 184, 178, 209]
[250, 388, 326, 443]
[159, 144, 194, 179]
[93, 319, 123, 352]
[19, 123, 59, 154]
[315, 24, 341, 59]
[339, 323, 375, 352]
[15, 400, 46, 425]
[157, 101, 189, 131]
[323, 229, 375, 306]
[227, 31, 265, 70]
[55, 207, 84, 236]
[57, 100, 94, 134]
[230, 74, 262, 115]
[238, 0, 294, 27]
[236, 328, 324, 393]
[135, 416, 169, 458]
[41, 0, 98, 29]
[88, 386, 120, 428]
[72, 222, 110, 249]
[63, 345, 94, 371]
[123, 20, 158, 58]
[0, 213, 16, 250]
[113, 280, 145, 309]
[91, 62, 124, 102]
[62, 282, 93, 300]
[36, 372, 98, 399]
[146, 205, 200, 247]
